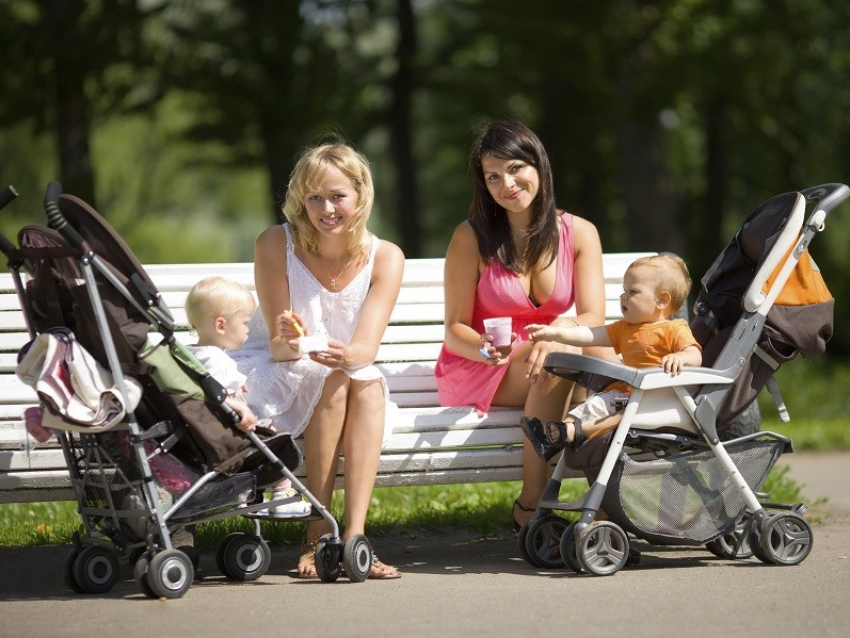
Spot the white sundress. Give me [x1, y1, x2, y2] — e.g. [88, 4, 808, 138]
[230, 224, 396, 443]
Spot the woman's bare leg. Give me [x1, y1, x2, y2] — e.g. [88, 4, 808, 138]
[298, 371, 349, 576]
[339, 378, 400, 578]
[339, 379, 384, 538]
[492, 342, 574, 528]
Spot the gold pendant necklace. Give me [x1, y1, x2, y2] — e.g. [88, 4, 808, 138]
[319, 254, 354, 292]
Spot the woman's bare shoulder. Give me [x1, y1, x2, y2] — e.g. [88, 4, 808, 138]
[256, 223, 286, 247]
[569, 213, 601, 249]
[376, 237, 404, 259]
[447, 220, 478, 251]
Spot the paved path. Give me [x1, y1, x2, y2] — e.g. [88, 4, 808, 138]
[0, 451, 848, 638]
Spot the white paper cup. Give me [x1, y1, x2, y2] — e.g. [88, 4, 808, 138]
[483, 317, 512, 347]
[298, 335, 330, 354]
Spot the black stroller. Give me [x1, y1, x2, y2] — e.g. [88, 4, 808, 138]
[0, 182, 373, 598]
[517, 183, 848, 576]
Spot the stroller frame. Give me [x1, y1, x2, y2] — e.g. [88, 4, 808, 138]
[519, 183, 849, 576]
[2, 182, 373, 597]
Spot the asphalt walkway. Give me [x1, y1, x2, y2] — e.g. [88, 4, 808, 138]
[1, 450, 848, 638]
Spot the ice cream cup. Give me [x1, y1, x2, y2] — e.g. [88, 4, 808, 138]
[483, 317, 512, 348]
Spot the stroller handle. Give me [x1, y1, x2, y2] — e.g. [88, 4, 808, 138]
[799, 183, 850, 215]
[0, 184, 18, 211]
[0, 185, 20, 256]
[43, 181, 86, 247]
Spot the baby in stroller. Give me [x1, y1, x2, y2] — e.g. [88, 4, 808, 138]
[521, 254, 702, 463]
[185, 276, 310, 517]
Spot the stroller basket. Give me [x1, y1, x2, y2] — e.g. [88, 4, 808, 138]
[65, 429, 255, 539]
[610, 436, 787, 544]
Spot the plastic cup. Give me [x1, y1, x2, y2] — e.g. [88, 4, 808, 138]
[483, 317, 512, 348]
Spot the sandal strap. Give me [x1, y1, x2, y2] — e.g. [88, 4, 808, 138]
[545, 420, 568, 447]
[514, 498, 536, 513]
[569, 420, 585, 449]
[300, 535, 320, 557]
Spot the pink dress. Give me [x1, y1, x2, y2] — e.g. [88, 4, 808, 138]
[435, 212, 577, 413]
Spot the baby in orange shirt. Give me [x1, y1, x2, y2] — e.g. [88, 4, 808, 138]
[522, 254, 703, 460]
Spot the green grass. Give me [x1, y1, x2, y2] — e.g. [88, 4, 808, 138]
[0, 468, 808, 549]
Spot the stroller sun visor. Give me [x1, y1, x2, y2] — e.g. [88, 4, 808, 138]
[742, 192, 833, 312]
[742, 192, 805, 312]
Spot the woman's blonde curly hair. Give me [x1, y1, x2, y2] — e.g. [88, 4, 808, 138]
[282, 142, 374, 260]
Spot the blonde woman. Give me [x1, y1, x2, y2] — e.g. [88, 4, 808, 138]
[232, 142, 404, 579]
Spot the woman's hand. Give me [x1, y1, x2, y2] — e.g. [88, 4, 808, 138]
[277, 310, 307, 349]
[478, 332, 515, 367]
[524, 339, 565, 384]
[310, 337, 354, 369]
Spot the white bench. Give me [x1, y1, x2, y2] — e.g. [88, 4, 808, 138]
[0, 253, 653, 503]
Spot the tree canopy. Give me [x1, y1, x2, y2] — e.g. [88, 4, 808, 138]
[2, 0, 850, 350]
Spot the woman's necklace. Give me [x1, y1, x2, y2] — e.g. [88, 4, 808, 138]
[318, 254, 354, 292]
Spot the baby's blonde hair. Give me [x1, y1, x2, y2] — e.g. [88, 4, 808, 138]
[628, 254, 692, 313]
[185, 276, 255, 332]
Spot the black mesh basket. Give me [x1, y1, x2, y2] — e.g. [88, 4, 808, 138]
[603, 436, 787, 545]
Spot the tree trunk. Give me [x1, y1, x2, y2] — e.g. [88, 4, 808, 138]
[388, 0, 420, 257]
[48, 0, 96, 206]
[697, 98, 729, 280]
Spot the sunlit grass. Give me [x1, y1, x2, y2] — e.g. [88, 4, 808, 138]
[0, 468, 811, 549]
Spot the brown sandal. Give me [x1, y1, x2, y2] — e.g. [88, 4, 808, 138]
[368, 553, 401, 579]
[297, 536, 320, 579]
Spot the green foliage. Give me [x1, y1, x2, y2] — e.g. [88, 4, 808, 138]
[0, 502, 83, 547]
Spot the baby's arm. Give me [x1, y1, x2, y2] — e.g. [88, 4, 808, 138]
[527, 323, 611, 348]
[225, 397, 257, 432]
[660, 345, 703, 375]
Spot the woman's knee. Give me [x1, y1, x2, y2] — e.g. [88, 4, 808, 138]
[348, 378, 384, 409]
[320, 370, 351, 410]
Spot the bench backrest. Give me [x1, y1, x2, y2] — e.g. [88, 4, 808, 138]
[0, 253, 653, 502]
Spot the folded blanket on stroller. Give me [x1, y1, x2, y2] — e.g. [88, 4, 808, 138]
[16, 327, 142, 432]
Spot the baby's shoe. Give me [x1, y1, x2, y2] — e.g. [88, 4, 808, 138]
[257, 487, 311, 517]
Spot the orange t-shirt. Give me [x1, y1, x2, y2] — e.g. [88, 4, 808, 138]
[603, 318, 701, 393]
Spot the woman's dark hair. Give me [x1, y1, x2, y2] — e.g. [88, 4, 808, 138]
[468, 120, 558, 273]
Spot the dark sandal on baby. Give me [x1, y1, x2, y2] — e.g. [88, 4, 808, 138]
[520, 416, 584, 461]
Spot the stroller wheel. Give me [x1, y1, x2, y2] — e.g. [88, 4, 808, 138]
[72, 544, 120, 594]
[63, 547, 85, 593]
[516, 522, 534, 566]
[177, 545, 203, 580]
[559, 523, 584, 573]
[133, 552, 156, 598]
[215, 532, 246, 578]
[576, 521, 628, 577]
[221, 534, 271, 581]
[706, 512, 753, 560]
[523, 515, 568, 569]
[315, 535, 343, 583]
[755, 513, 813, 566]
[147, 549, 194, 599]
[343, 534, 372, 583]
